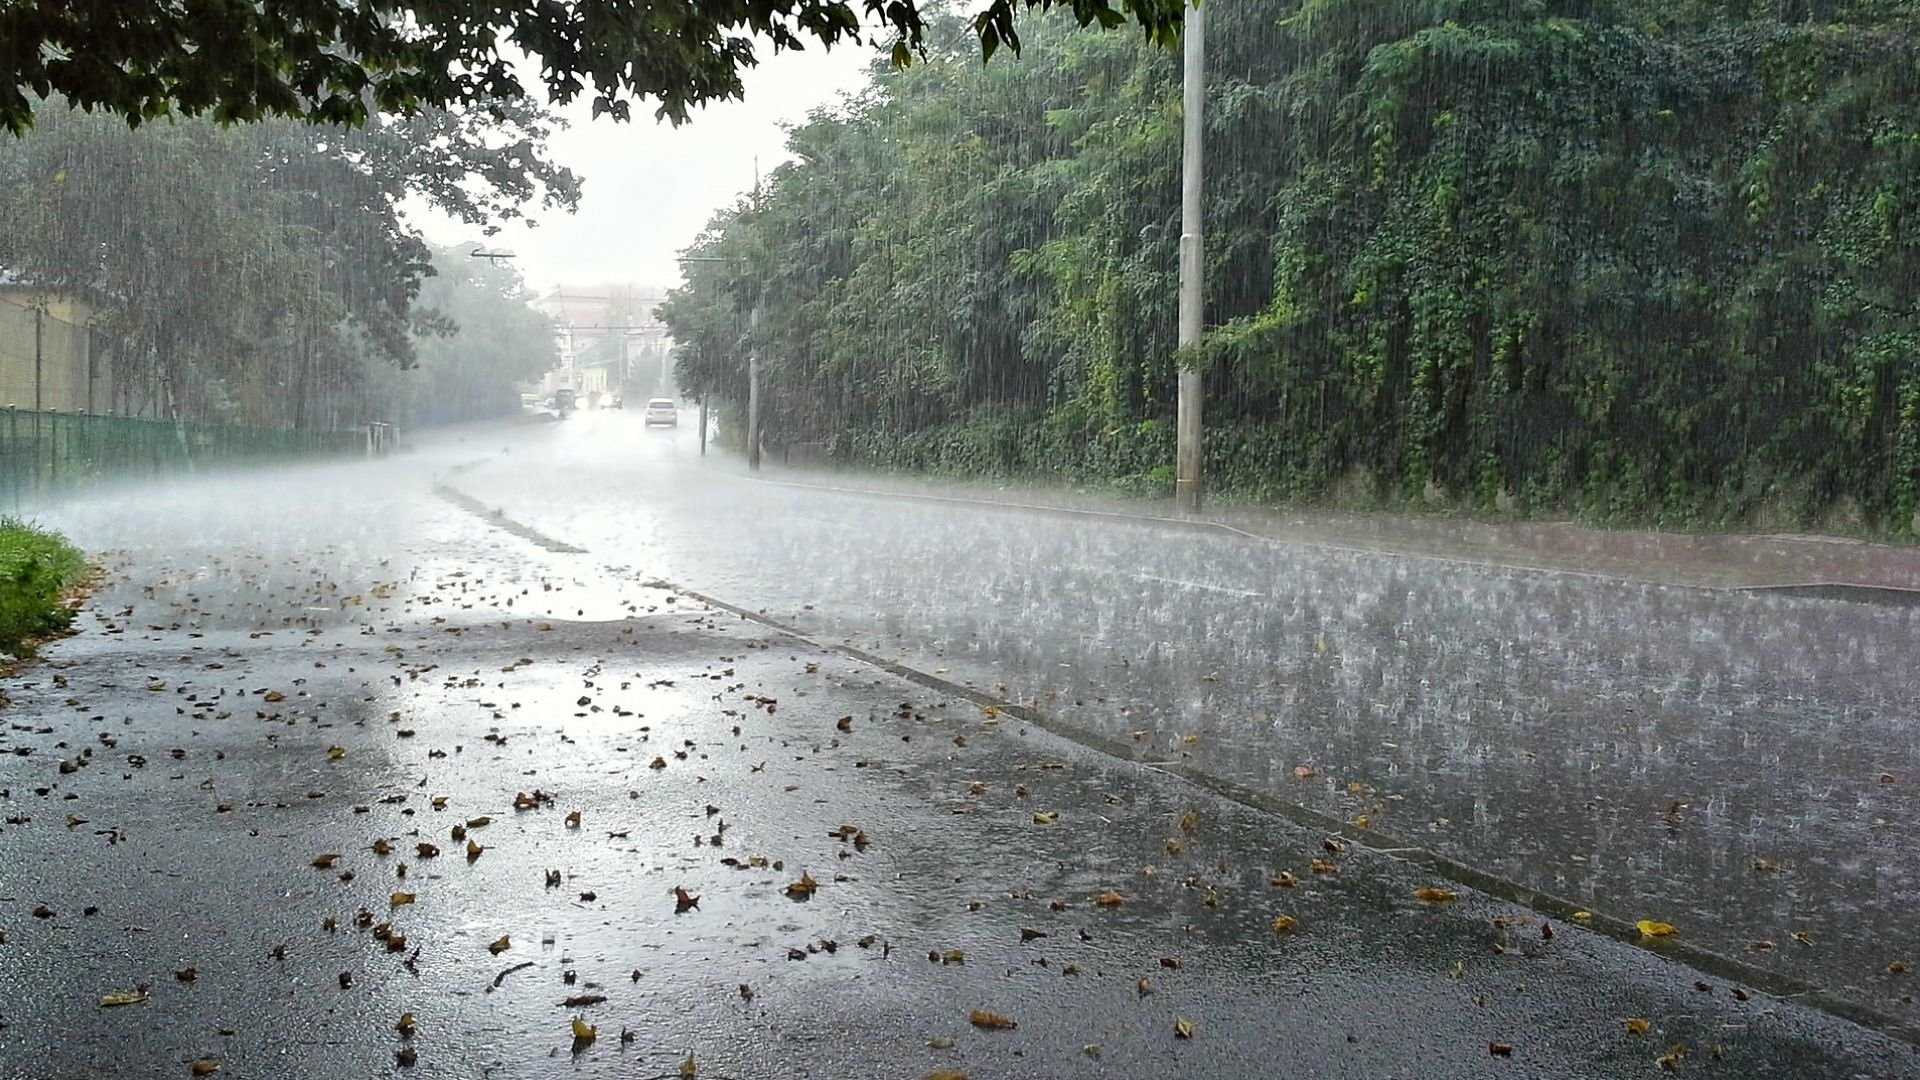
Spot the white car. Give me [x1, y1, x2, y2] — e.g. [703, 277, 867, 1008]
[643, 398, 678, 427]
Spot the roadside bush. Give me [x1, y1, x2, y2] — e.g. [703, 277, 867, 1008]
[0, 519, 85, 657]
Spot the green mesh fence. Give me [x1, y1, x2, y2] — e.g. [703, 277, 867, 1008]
[0, 406, 367, 509]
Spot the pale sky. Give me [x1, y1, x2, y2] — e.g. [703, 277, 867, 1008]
[404, 43, 875, 295]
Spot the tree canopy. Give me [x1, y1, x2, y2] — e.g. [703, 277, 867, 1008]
[0, 0, 1188, 135]
[664, 0, 1920, 534]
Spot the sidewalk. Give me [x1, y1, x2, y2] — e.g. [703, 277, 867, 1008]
[751, 462, 1920, 593]
[2, 463, 1915, 1078]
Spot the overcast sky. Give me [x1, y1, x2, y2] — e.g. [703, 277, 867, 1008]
[405, 43, 875, 296]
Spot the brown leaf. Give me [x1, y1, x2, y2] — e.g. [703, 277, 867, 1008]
[1489, 1042, 1513, 1057]
[311, 853, 341, 869]
[174, 968, 197, 982]
[561, 994, 607, 1007]
[1271, 914, 1297, 933]
[1625, 1018, 1652, 1035]
[1269, 872, 1296, 887]
[786, 872, 818, 899]
[1093, 889, 1125, 907]
[835, 715, 852, 732]
[190, 1061, 220, 1076]
[1414, 887, 1458, 903]
[1293, 765, 1314, 778]
[488, 935, 511, 955]
[1019, 927, 1047, 942]
[968, 1010, 1017, 1030]
[564, 810, 582, 828]
[1309, 858, 1338, 875]
[674, 887, 700, 912]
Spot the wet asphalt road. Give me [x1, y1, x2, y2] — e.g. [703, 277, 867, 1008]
[441, 411, 1920, 1018]
[0, 422, 1914, 1078]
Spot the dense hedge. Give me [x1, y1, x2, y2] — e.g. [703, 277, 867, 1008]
[664, 0, 1920, 533]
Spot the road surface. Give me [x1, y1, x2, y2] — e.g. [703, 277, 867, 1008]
[0, 413, 1910, 1078]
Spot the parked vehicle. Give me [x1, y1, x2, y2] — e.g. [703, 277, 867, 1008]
[550, 388, 577, 417]
[644, 397, 678, 427]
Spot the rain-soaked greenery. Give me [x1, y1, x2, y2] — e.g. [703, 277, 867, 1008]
[663, 0, 1920, 534]
[0, 103, 572, 428]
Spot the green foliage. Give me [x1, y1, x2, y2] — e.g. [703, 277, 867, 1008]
[665, 0, 1920, 535]
[0, 100, 574, 428]
[0, 0, 1188, 134]
[0, 517, 83, 656]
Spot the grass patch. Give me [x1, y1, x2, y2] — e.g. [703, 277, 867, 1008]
[0, 518, 86, 657]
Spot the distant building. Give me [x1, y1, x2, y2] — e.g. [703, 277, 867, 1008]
[0, 275, 115, 413]
[529, 284, 674, 403]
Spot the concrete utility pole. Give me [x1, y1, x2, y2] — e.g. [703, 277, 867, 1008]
[746, 302, 763, 472]
[1175, 2, 1206, 514]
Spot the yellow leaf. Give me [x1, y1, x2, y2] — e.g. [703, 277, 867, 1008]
[1414, 887, 1458, 903]
[489, 935, 511, 955]
[1625, 1018, 1652, 1035]
[263, 691, 286, 703]
[1094, 889, 1125, 907]
[679, 1053, 698, 1077]
[570, 1017, 596, 1041]
[311, 853, 341, 869]
[1571, 910, 1593, 921]
[1174, 1016, 1195, 1039]
[99, 990, 148, 1007]
[1032, 811, 1059, 825]
[1636, 920, 1678, 938]
[396, 1012, 416, 1035]
[327, 746, 345, 760]
[1271, 914, 1297, 933]
[925, 1072, 969, 1080]
[786, 872, 819, 899]
[969, 1010, 1017, 1030]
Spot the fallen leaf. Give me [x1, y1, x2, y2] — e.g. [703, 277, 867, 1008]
[174, 968, 197, 982]
[1414, 887, 1458, 903]
[326, 746, 345, 760]
[371, 839, 393, 856]
[570, 1017, 596, 1042]
[1094, 890, 1124, 907]
[1790, 930, 1815, 946]
[1489, 1042, 1513, 1057]
[190, 1061, 220, 1076]
[488, 935, 511, 955]
[1309, 858, 1338, 875]
[786, 872, 818, 899]
[1174, 1017, 1195, 1039]
[969, 1010, 1017, 1030]
[1891, 960, 1912, 974]
[396, 1012, 416, 1035]
[1625, 1018, 1652, 1035]
[263, 691, 285, 703]
[1635, 920, 1677, 938]
[99, 990, 148, 1007]
[390, 892, 415, 908]
[565, 810, 582, 828]
[675, 887, 701, 912]
[1293, 765, 1314, 778]
[466, 839, 484, 860]
[562, 994, 608, 1007]
[311, 854, 342, 869]
[466, 816, 492, 829]
[1020, 927, 1047, 942]
[836, 716, 852, 732]
[1270, 872, 1296, 888]
[680, 1053, 698, 1077]
[1271, 914, 1297, 933]
[1032, 811, 1059, 825]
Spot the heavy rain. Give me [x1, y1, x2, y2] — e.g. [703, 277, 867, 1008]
[2, 2, 1918, 1078]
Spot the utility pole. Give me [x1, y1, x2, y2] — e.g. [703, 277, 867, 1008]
[1175, 2, 1206, 514]
[746, 302, 763, 471]
[33, 308, 44, 412]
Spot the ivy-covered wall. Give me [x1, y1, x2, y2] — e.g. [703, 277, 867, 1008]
[664, 0, 1920, 533]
